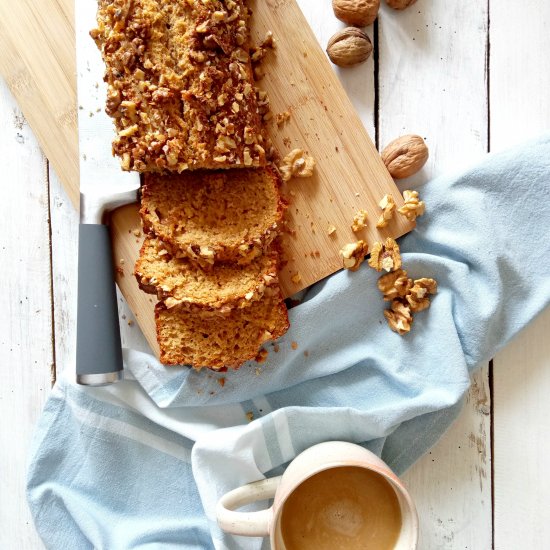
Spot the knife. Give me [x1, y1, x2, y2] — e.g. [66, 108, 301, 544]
[75, 0, 141, 386]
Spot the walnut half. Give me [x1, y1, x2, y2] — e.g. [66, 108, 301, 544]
[384, 299, 413, 335]
[407, 277, 437, 312]
[378, 268, 412, 301]
[368, 237, 402, 272]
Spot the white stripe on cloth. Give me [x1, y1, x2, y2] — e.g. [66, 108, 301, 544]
[67, 396, 192, 462]
[271, 410, 294, 462]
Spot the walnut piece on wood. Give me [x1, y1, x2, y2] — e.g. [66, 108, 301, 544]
[279, 149, 315, 182]
[368, 237, 402, 272]
[340, 240, 369, 271]
[332, 0, 380, 26]
[376, 193, 396, 228]
[351, 209, 369, 232]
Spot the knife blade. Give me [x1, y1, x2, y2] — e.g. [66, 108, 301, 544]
[75, 0, 140, 386]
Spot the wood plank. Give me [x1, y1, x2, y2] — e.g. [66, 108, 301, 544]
[0, 0, 79, 209]
[0, 78, 50, 549]
[490, 1, 550, 548]
[377, 2, 492, 547]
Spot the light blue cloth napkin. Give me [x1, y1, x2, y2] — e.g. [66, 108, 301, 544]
[27, 135, 550, 549]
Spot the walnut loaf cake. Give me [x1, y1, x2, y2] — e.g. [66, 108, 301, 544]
[140, 167, 285, 267]
[135, 237, 279, 311]
[92, 0, 266, 171]
[155, 293, 289, 369]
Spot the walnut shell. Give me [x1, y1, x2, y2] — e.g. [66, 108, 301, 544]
[385, 0, 418, 9]
[326, 28, 373, 68]
[332, 0, 380, 26]
[381, 135, 429, 179]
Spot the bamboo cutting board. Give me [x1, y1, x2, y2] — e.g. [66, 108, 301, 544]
[0, 0, 414, 357]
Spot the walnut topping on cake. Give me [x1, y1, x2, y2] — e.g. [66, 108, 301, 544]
[92, 0, 265, 172]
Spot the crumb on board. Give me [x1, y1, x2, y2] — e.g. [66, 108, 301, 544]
[276, 110, 291, 127]
[327, 224, 337, 235]
[115, 266, 124, 276]
[127, 320, 134, 326]
[291, 272, 302, 284]
[133, 229, 141, 237]
[291, 341, 298, 350]
[218, 377, 226, 387]
[246, 411, 254, 422]
[255, 367, 262, 376]
[119, 258, 125, 265]
[273, 344, 280, 353]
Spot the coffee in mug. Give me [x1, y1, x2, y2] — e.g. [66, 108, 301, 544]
[216, 441, 418, 550]
[280, 466, 402, 550]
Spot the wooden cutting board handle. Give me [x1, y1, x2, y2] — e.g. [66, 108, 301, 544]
[0, 0, 80, 209]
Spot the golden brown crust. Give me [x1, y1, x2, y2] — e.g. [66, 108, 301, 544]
[134, 237, 280, 311]
[139, 166, 286, 267]
[92, 0, 266, 171]
[155, 293, 290, 369]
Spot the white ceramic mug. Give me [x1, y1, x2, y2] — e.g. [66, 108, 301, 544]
[216, 441, 418, 549]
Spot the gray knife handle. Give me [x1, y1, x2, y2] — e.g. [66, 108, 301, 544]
[76, 224, 123, 386]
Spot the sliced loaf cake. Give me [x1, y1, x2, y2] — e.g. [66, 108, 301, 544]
[140, 167, 285, 267]
[135, 237, 279, 311]
[155, 293, 289, 369]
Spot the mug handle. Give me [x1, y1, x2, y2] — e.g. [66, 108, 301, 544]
[216, 475, 282, 537]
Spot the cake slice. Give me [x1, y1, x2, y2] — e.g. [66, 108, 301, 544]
[140, 167, 285, 267]
[135, 237, 279, 311]
[92, 0, 265, 172]
[156, 293, 289, 369]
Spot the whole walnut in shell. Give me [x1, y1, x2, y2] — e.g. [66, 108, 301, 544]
[327, 28, 373, 68]
[332, 0, 380, 27]
[386, 0, 418, 9]
[381, 134, 429, 179]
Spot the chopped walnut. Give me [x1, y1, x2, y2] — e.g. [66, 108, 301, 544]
[352, 209, 368, 232]
[368, 238, 402, 272]
[279, 149, 315, 182]
[377, 269, 413, 301]
[340, 240, 369, 271]
[407, 278, 437, 312]
[384, 299, 413, 335]
[398, 190, 425, 221]
[376, 194, 396, 228]
[276, 111, 291, 127]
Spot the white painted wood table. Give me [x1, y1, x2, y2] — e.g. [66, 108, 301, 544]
[1, 1, 549, 548]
